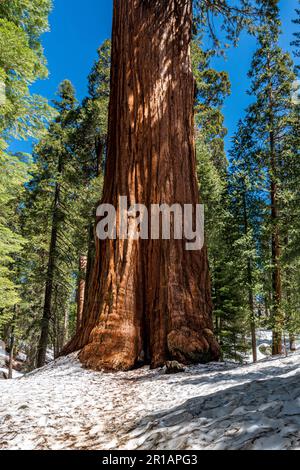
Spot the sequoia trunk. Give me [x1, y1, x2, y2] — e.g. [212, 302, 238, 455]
[67, 0, 220, 370]
[76, 256, 88, 331]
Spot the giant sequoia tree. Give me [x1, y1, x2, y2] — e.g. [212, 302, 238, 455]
[64, 0, 231, 370]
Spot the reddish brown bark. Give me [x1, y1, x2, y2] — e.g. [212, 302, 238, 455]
[64, 0, 220, 370]
[76, 256, 87, 331]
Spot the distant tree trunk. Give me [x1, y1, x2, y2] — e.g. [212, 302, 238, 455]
[84, 223, 95, 307]
[53, 303, 69, 357]
[76, 256, 87, 331]
[37, 155, 62, 368]
[283, 239, 296, 354]
[8, 307, 17, 379]
[62, 308, 69, 347]
[267, 67, 282, 356]
[283, 334, 288, 357]
[81, 137, 104, 325]
[8, 326, 15, 380]
[242, 192, 257, 363]
[61, 142, 102, 354]
[270, 137, 283, 356]
[64, 0, 220, 370]
[289, 334, 296, 352]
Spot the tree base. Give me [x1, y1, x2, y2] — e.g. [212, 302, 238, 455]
[166, 327, 220, 365]
[76, 326, 220, 372]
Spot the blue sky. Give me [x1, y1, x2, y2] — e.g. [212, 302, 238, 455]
[9, 0, 299, 155]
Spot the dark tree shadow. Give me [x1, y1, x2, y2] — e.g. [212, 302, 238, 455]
[127, 371, 300, 450]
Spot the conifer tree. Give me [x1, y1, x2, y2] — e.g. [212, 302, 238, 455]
[0, 0, 52, 141]
[62, 42, 110, 344]
[227, 121, 267, 361]
[0, 0, 52, 355]
[21, 41, 110, 367]
[0, 153, 29, 315]
[291, 0, 300, 73]
[244, 0, 297, 354]
[34, 81, 79, 367]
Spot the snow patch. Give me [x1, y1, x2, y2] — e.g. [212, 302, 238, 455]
[0, 351, 299, 450]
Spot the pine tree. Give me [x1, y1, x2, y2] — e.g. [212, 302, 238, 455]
[280, 12, 300, 349]
[0, 0, 52, 360]
[63, 41, 110, 340]
[6, 36, 111, 369]
[32, 81, 79, 367]
[227, 121, 268, 361]
[192, 41, 239, 359]
[244, 0, 297, 355]
[0, 0, 52, 141]
[291, 0, 300, 73]
[0, 153, 29, 315]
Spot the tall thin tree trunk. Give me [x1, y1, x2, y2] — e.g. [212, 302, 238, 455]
[79, 140, 103, 332]
[37, 156, 62, 368]
[267, 66, 282, 356]
[65, 0, 220, 370]
[270, 135, 283, 355]
[62, 307, 69, 347]
[284, 238, 295, 353]
[289, 334, 296, 352]
[242, 192, 257, 362]
[8, 326, 15, 380]
[8, 306, 18, 379]
[76, 256, 87, 331]
[61, 142, 103, 354]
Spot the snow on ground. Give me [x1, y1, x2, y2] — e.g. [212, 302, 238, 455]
[0, 351, 299, 450]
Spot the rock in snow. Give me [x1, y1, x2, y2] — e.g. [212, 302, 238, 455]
[0, 352, 299, 450]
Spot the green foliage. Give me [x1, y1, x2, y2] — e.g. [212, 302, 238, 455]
[0, 0, 53, 140]
[225, 0, 300, 351]
[195, 0, 300, 359]
[195, 0, 259, 49]
[1, 1, 299, 366]
[0, 0, 52, 332]
[11, 41, 110, 365]
[291, 0, 300, 72]
[192, 40, 244, 359]
[0, 151, 30, 321]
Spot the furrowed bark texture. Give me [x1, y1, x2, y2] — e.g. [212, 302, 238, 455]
[76, 256, 88, 331]
[67, 0, 220, 370]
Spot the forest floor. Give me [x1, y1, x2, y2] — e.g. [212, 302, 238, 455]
[0, 347, 300, 450]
